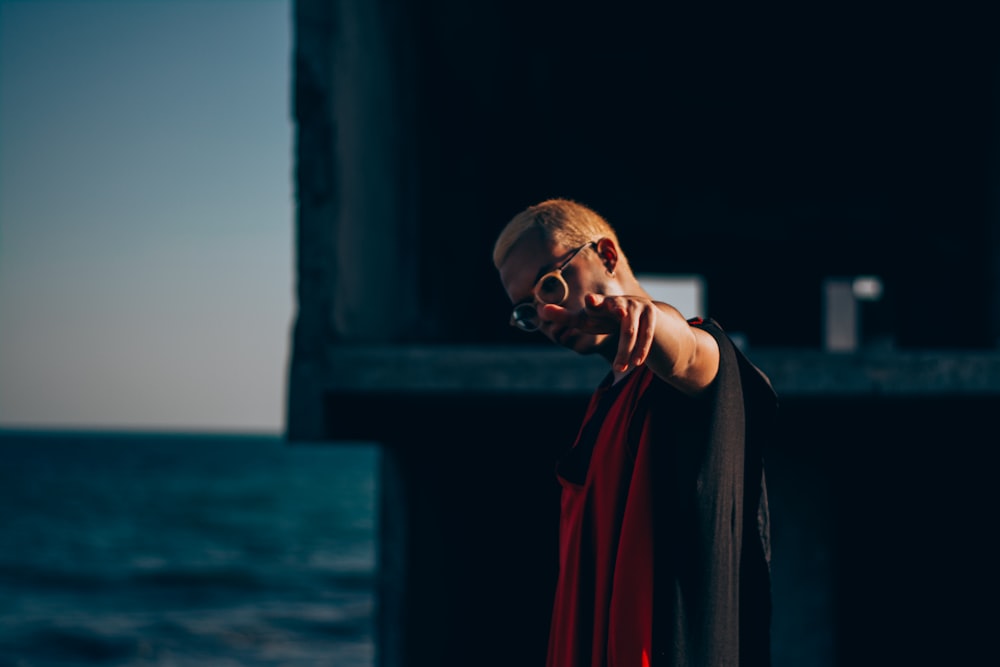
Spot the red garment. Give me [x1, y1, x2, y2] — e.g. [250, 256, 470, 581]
[546, 320, 775, 667]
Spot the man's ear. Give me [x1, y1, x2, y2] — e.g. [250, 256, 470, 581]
[595, 238, 619, 275]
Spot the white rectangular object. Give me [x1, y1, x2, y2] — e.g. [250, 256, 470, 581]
[636, 274, 706, 321]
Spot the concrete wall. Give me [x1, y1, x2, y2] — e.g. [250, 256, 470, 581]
[290, 1, 1000, 356]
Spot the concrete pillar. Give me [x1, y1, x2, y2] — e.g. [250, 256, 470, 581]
[287, 0, 418, 440]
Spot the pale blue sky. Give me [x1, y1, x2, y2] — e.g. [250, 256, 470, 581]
[0, 0, 294, 432]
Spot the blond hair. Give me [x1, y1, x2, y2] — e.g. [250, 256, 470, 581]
[492, 198, 621, 269]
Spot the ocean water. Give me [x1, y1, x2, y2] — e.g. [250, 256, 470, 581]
[0, 430, 377, 667]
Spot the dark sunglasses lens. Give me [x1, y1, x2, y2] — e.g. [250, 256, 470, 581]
[512, 303, 539, 331]
[536, 274, 568, 304]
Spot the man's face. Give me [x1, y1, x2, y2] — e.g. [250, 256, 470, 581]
[498, 233, 609, 354]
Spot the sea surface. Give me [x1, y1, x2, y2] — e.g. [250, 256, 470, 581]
[0, 430, 377, 667]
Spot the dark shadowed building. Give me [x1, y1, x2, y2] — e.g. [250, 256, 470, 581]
[286, 2, 1000, 666]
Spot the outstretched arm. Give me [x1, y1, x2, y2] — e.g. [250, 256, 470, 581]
[541, 294, 720, 396]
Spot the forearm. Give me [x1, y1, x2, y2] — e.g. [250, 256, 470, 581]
[646, 303, 720, 396]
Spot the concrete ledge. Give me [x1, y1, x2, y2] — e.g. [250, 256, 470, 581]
[327, 344, 608, 394]
[324, 344, 1000, 396]
[751, 348, 1000, 396]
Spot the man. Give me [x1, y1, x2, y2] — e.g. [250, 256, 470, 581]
[493, 198, 777, 667]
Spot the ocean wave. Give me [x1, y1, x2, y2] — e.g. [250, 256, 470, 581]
[0, 432, 378, 666]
